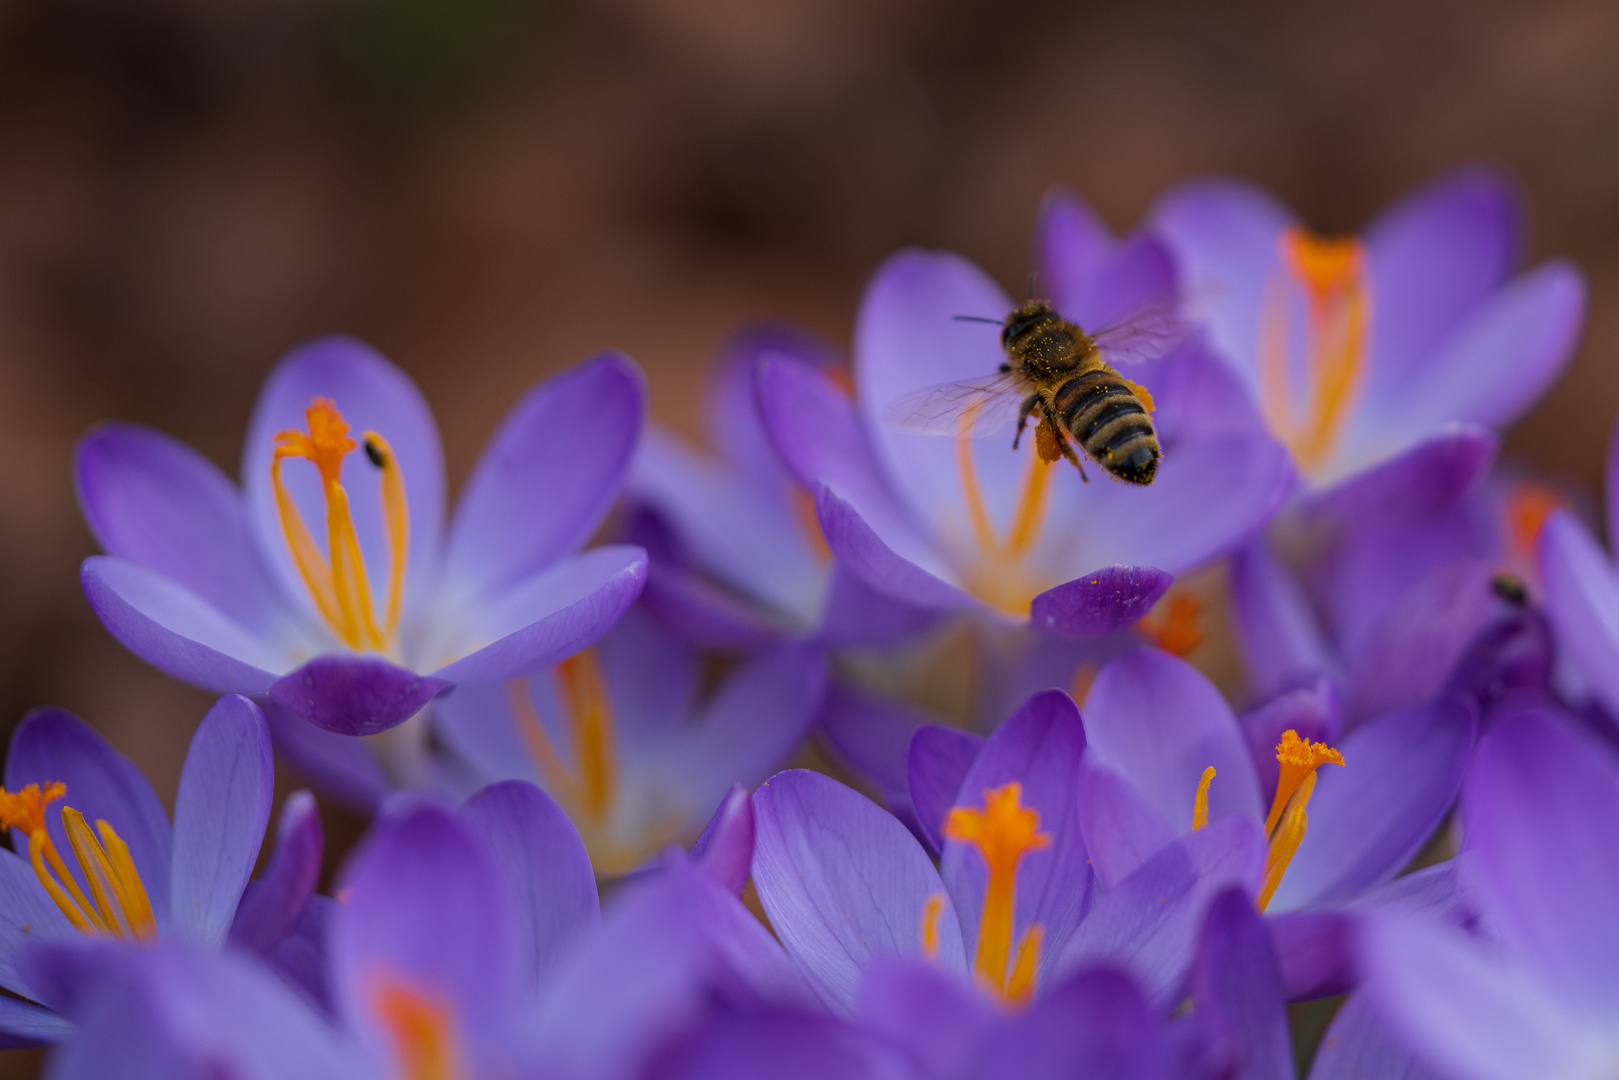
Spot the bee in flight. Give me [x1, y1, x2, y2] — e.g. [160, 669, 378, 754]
[882, 296, 1181, 485]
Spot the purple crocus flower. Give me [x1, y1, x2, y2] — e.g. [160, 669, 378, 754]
[75, 337, 649, 790]
[1064, 646, 1474, 1000]
[432, 604, 827, 874]
[0, 697, 291, 1044]
[756, 197, 1293, 639]
[627, 325, 936, 650]
[1356, 706, 1619, 1080]
[29, 780, 600, 1078]
[751, 689, 1267, 1015]
[1151, 167, 1585, 510]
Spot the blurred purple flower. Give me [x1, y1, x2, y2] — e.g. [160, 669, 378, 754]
[1151, 167, 1585, 505]
[433, 604, 827, 874]
[75, 337, 649, 763]
[1358, 707, 1619, 1080]
[0, 698, 297, 1044]
[750, 690, 1267, 1015]
[756, 199, 1292, 638]
[627, 325, 937, 650]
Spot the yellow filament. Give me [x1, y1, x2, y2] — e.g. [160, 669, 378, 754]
[1256, 229, 1372, 473]
[1004, 453, 1055, 559]
[507, 680, 578, 806]
[1265, 730, 1345, 835]
[956, 430, 1000, 558]
[789, 487, 832, 566]
[1192, 766, 1216, 831]
[954, 405, 1059, 616]
[373, 981, 463, 1080]
[921, 894, 945, 961]
[2, 783, 156, 941]
[271, 399, 409, 655]
[1005, 925, 1043, 1007]
[1138, 593, 1205, 658]
[1258, 773, 1315, 911]
[944, 782, 1051, 1001]
[558, 652, 619, 821]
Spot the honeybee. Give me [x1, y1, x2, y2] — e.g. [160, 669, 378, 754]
[882, 298, 1182, 485]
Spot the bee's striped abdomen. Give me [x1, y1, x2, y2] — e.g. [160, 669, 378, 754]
[1053, 369, 1160, 485]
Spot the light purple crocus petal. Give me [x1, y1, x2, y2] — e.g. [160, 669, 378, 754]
[820, 684, 944, 823]
[1360, 167, 1521, 398]
[1385, 260, 1584, 434]
[444, 354, 644, 599]
[1192, 888, 1293, 1080]
[30, 942, 365, 1080]
[1083, 648, 1264, 830]
[259, 697, 390, 812]
[1539, 510, 1619, 721]
[690, 785, 755, 896]
[1463, 708, 1619, 1015]
[270, 654, 451, 736]
[1029, 566, 1172, 638]
[1266, 695, 1475, 912]
[708, 323, 839, 489]
[0, 995, 71, 1047]
[1055, 814, 1267, 1007]
[1149, 177, 1295, 382]
[751, 769, 968, 1010]
[1229, 539, 1336, 703]
[330, 800, 521, 1065]
[80, 556, 284, 693]
[815, 485, 975, 611]
[977, 967, 1168, 1080]
[1078, 233, 1179, 332]
[857, 957, 1000, 1080]
[1304, 426, 1497, 523]
[0, 850, 76, 999]
[243, 335, 446, 627]
[1074, 760, 1177, 891]
[941, 690, 1092, 966]
[230, 790, 323, 956]
[1268, 911, 1358, 1003]
[5, 708, 173, 921]
[817, 565, 940, 648]
[1361, 916, 1594, 1080]
[458, 780, 599, 992]
[169, 695, 274, 946]
[431, 545, 648, 684]
[855, 249, 1026, 537]
[76, 424, 290, 636]
[907, 724, 986, 852]
[1239, 680, 1341, 806]
[1037, 189, 1115, 318]
[645, 1006, 906, 1080]
[1307, 990, 1445, 1080]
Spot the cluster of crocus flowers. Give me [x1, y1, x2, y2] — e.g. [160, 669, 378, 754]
[13, 163, 1619, 1079]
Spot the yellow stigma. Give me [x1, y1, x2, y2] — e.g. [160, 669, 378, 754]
[372, 980, 464, 1080]
[0, 783, 156, 942]
[272, 398, 410, 655]
[1256, 730, 1345, 911]
[956, 404, 1058, 616]
[1192, 766, 1216, 830]
[1257, 229, 1371, 474]
[1138, 593, 1205, 658]
[943, 782, 1051, 1004]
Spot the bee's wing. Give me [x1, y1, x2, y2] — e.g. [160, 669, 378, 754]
[880, 372, 1031, 438]
[1091, 301, 1190, 366]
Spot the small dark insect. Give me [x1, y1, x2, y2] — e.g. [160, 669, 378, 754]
[882, 298, 1184, 485]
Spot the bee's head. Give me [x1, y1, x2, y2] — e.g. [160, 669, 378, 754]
[1001, 301, 1058, 349]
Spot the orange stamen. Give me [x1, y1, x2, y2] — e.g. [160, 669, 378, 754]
[558, 651, 619, 821]
[789, 487, 832, 566]
[1506, 482, 1564, 559]
[920, 894, 945, 961]
[1138, 593, 1205, 657]
[373, 981, 463, 1080]
[1257, 772, 1315, 911]
[1264, 730, 1345, 834]
[944, 782, 1051, 1001]
[272, 398, 409, 655]
[1192, 766, 1216, 830]
[954, 404, 1058, 616]
[2, 783, 156, 941]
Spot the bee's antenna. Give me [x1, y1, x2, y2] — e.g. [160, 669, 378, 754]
[1026, 271, 1040, 302]
[952, 315, 1002, 324]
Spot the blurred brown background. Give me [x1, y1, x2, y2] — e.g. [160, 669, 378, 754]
[2, 0, 1618, 1067]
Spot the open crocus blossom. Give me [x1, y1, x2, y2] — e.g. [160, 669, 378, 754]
[756, 197, 1292, 639]
[751, 689, 1267, 1015]
[1357, 708, 1619, 1080]
[0, 698, 289, 1044]
[75, 337, 649, 774]
[626, 325, 935, 650]
[1151, 167, 1585, 507]
[432, 604, 827, 874]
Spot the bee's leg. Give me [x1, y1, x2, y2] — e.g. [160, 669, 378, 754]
[1036, 406, 1087, 482]
[1011, 394, 1042, 451]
